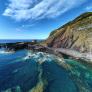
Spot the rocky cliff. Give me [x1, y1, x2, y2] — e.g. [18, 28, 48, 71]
[44, 12, 92, 53]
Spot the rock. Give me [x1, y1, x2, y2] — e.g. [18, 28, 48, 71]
[43, 12, 92, 53]
[0, 41, 38, 51]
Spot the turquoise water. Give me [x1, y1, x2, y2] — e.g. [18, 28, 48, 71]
[0, 50, 92, 92]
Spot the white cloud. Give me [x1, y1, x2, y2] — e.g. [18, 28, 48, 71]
[3, 0, 87, 21]
[85, 6, 92, 11]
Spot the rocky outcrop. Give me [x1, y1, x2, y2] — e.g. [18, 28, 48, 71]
[29, 45, 63, 58]
[0, 41, 38, 51]
[44, 12, 92, 53]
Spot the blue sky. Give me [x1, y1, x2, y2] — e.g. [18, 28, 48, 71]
[0, 0, 92, 39]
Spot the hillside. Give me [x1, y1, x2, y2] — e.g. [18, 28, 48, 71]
[43, 12, 92, 53]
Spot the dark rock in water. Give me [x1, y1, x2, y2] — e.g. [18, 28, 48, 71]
[29, 45, 63, 58]
[29, 45, 47, 52]
[0, 41, 38, 51]
[5, 42, 28, 51]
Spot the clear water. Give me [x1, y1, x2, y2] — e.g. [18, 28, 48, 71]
[0, 49, 92, 92]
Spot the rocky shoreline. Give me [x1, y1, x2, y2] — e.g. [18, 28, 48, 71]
[0, 42, 63, 58]
[0, 41, 38, 51]
[0, 42, 92, 65]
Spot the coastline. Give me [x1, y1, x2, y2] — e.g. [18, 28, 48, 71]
[1, 42, 92, 66]
[0, 42, 92, 92]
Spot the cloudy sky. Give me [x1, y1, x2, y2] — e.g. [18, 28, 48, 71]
[0, 0, 92, 39]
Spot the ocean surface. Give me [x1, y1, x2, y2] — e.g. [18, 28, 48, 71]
[0, 49, 92, 92]
[0, 39, 43, 43]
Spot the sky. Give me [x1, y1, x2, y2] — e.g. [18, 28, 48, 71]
[0, 0, 92, 39]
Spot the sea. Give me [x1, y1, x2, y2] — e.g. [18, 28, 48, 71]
[0, 40, 92, 92]
[0, 39, 43, 43]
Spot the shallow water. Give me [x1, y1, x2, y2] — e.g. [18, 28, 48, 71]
[0, 50, 92, 92]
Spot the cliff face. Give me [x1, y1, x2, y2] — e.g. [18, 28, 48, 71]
[44, 12, 92, 52]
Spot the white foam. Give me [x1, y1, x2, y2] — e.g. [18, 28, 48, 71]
[82, 53, 92, 62]
[0, 50, 14, 54]
[23, 51, 33, 60]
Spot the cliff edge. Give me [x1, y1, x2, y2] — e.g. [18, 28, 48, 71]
[44, 12, 92, 53]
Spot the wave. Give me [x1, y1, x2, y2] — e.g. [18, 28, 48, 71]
[23, 50, 33, 60]
[0, 48, 14, 54]
[0, 51, 14, 54]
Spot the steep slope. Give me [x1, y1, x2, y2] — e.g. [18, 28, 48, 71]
[44, 12, 92, 52]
